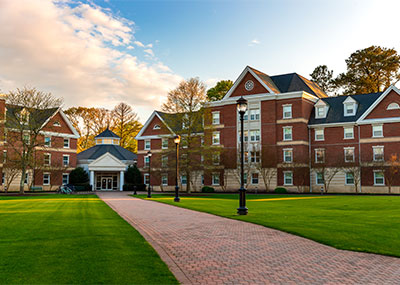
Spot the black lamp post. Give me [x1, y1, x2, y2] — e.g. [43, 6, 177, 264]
[174, 135, 181, 202]
[147, 150, 152, 198]
[237, 96, 248, 215]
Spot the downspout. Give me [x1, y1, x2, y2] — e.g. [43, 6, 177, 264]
[308, 127, 312, 193]
[357, 124, 362, 193]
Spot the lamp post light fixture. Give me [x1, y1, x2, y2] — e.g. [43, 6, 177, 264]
[174, 135, 181, 202]
[237, 96, 248, 215]
[147, 150, 152, 198]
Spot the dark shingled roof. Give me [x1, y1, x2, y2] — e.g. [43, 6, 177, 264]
[95, 128, 120, 138]
[77, 144, 137, 161]
[156, 111, 203, 133]
[308, 92, 383, 125]
[5, 105, 58, 129]
[248, 67, 281, 94]
[270, 73, 327, 98]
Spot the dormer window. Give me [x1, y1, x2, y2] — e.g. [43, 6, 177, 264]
[53, 121, 61, 127]
[153, 124, 161, 130]
[316, 106, 326, 118]
[343, 97, 357, 117]
[387, 103, 400, 110]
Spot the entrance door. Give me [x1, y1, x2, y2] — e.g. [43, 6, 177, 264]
[107, 178, 112, 190]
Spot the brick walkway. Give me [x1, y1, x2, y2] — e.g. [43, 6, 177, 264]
[98, 192, 400, 284]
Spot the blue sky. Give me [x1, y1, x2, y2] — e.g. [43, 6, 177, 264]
[0, 0, 399, 122]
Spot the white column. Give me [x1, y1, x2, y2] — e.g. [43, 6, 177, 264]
[120, 171, 124, 191]
[90, 170, 94, 191]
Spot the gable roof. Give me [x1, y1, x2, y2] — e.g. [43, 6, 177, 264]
[95, 128, 120, 138]
[270, 73, 327, 98]
[308, 92, 382, 125]
[5, 105, 59, 129]
[77, 144, 137, 161]
[156, 111, 204, 133]
[248, 67, 280, 93]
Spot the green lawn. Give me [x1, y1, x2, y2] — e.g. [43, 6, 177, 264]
[140, 193, 400, 257]
[0, 195, 177, 284]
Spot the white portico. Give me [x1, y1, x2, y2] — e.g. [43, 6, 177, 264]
[77, 129, 137, 191]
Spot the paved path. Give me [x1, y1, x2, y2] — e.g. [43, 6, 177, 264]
[98, 192, 400, 284]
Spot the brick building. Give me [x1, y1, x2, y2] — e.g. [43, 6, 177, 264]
[136, 66, 400, 193]
[0, 95, 79, 191]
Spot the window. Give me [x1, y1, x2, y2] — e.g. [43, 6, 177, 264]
[113, 139, 119, 145]
[53, 121, 61, 127]
[283, 127, 292, 141]
[24, 173, 29, 184]
[43, 173, 50, 185]
[283, 149, 293, 163]
[316, 172, 324, 185]
[96, 139, 102, 144]
[243, 173, 248, 184]
[250, 109, 260, 121]
[387, 102, 400, 110]
[3, 150, 6, 163]
[1, 172, 4, 185]
[316, 106, 326, 118]
[162, 138, 168, 149]
[63, 138, 70, 148]
[144, 174, 150, 185]
[212, 153, 220, 165]
[181, 175, 187, 185]
[212, 112, 220, 125]
[344, 103, 355, 116]
[283, 105, 292, 119]
[249, 130, 260, 142]
[315, 149, 325, 163]
[372, 125, 383, 138]
[62, 174, 69, 185]
[345, 172, 354, 185]
[153, 124, 161, 130]
[243, 111, 248, 121]
[344, 148, 355, 162]
[373, 146, 384, 161]
[44, 153, 51, 166]
[239, 131, 249, 142]
[250, 151, 260, 163]
[315, 129, 324, 141]
[144, 140, 151, 150]
[201, 175, 204, 185]
[374, 171, 385, 186]
[244, 151, 249, 163]
[344, 127, 354, 139]
[251, 173, 259, 184]
[212, 173, 220, 185]
[161, 155, 168, 167]
[162, 175, 168, 186]
[63, 155, 69, 166]
[212, 132, 220, 145]
[144, 156, 150, 167]
[284, 171, 293, 185]
[45, 136, 51, 147]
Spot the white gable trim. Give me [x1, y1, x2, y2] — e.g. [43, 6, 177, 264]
[357, 85, 400, 123]
[222, 66, 276, 100]
[39, 108, 79, 138]
[135, 111, 174, 140]
[88, 152, 126, 171]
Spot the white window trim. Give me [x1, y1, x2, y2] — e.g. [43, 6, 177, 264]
[161, 175, 168, 186]
[44, 153, 51, 166]
[63, 154, 70, 166]
[144, 140, 151, 150]
[62, 173, 69, 185]
[63, 138, 70, 148]
[283, 126, 293, 141]
[45, 136, 52, 147]
[373, 170, 385, 186]
[249, 109, 260, 121]
[43, 173, 50, 185]
[344, 103, 356, 116]
[345, 172, 355, 185]
[315, 129, 324, 141]
[387, 102, 400, 110]
[153, 124, 161, 130]
[283, 148, 293, 163]
[372, 124, 383, 138]
[251, 173, 259, 185]
[315, 106, 326, 119]
[344, 147, 355, 162]
[212, 111, 220, 125]
[212, 173, 220, 186]
[282, 104, 292, 119]
[162, 138, 168, 149]
[316, 172, 324, 185]
[283, 171, 293, 186]
[343, 127, 354, 139]
[372, 146, 384, 161]
[315, 148, 325, 163]
[212, 131, 220, 145]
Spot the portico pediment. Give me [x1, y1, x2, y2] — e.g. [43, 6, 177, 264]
[88, 152, 126, 171]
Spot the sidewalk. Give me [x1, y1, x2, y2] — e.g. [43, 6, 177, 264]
[98, 192, 400, 284]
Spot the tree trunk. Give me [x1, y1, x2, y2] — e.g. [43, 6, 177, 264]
[19, 168, 26, 194]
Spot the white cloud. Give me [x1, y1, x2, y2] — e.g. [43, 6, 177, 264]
[0, 0, 182, 122]
[248, 39, 260, 47]
[205, 78, 220, 88]
[144, 49, 155, 57]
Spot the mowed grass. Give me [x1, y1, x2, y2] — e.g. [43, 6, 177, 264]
[140, 193, 400, 257]
[0, 195, 177, 284]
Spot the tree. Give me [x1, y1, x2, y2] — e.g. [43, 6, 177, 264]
[6, 87, 63, 194]
[112, 103, 142, 153]
[125, 165, 142, 185]
[384, 154, 400, 194]
[206, 80, 233, 101]
[342, 164, 362, 193]
[335, 46, 400, 95]
[69, 167, 89, 184]
[310, 65, 336, 95]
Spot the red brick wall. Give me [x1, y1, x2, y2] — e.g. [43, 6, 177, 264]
[366, 90, 400, 119]
[42, 112, 73, 134]
[141, 115, 171, 136]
